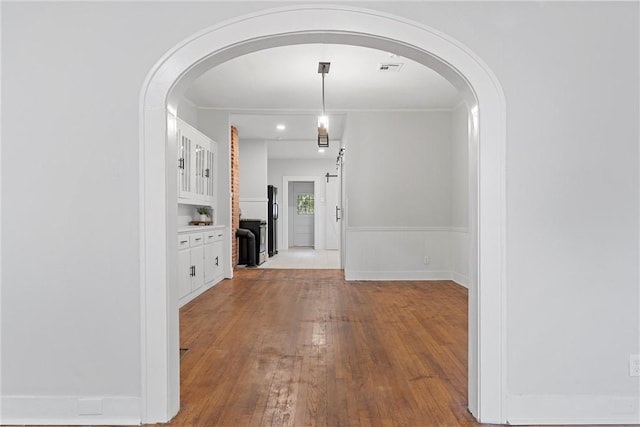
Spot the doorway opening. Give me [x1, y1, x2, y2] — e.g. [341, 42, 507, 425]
[258, 176, 340, 269]
[290, 181, 315, 248]
[140, 5, 506, 424]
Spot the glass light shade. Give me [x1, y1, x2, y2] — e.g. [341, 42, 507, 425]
[317, 115, 329, 131]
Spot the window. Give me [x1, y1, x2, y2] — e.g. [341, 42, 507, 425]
[296, 194, 314, 215]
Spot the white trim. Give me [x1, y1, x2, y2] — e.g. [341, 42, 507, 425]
[1, 396, 140, 426]
[178, 278, 222, 307]
[194, 106, 463, 113]
[450, 226, 469, 234]
[452, 272, 469, 288]
[347, 226, 457, 233]
[179, 96, 199, 109]
[0, 2, 3, 417]
[506, 394, 640, 425]
[140, 5, 507, 424]
[346, 270, 453, 281]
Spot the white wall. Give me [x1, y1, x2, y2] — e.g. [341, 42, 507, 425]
[347, 111, 452, 227]
[177, 99, 199, 129]
[450, 104, 469, 286]
[344, 111, 463, 280]
[268, 158, 336, 187]
[1, 2, 638, 425]
[238, 139, 268, 220]
[450, 104, 468, 229]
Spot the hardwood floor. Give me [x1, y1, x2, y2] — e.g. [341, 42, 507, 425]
[13, 269, 635, 427]
[171, 268, 479, 427]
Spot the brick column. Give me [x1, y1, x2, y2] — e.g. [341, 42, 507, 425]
[230, 126, 239, 267]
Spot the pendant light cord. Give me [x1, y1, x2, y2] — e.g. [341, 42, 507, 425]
[322, 72, 326, 115]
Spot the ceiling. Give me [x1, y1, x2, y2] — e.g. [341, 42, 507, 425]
[183, 44, 462, 159]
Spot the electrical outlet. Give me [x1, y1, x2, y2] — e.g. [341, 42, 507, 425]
[629, 354, 640, 377]
[423, 256, 429, 265]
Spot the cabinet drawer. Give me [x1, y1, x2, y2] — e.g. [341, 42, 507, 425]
[190, 233, 204, 247]
[177, 235, 190, 250]
[205, 230, 225, 244]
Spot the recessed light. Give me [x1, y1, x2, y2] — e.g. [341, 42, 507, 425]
[276, 124, 286, 130]
[318, 148, 325, 153]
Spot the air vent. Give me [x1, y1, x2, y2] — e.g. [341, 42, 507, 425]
[378, 63, 403, 72]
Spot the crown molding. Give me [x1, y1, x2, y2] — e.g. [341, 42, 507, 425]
[191, 105, 461, 114]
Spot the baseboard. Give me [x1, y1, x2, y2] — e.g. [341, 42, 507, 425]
[179, 276, 223, 308]
[506, 394, 640, 425]
[344, 270, 452, 281]
[451, 272, 469, 288]
[1, 395, 140, 425]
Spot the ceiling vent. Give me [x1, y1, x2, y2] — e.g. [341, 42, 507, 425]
[378, 63, 403, 72]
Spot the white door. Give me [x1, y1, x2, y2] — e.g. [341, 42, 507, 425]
[292, 182, 314, 247]
[325, 175, 339, 250]
[177, 128, 192, 199]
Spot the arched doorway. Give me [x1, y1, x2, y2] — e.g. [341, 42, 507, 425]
[140, 5, 506, 424]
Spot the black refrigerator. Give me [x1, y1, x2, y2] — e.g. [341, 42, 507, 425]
[267, 185, 278, 256]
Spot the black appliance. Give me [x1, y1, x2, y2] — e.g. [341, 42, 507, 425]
[239, 219, 267, 266]
[267, 185, 278, 257]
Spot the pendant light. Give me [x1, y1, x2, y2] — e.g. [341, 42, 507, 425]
[317, 62, 330, 148]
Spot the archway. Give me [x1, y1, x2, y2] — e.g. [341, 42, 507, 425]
[140, 5, 506, 424]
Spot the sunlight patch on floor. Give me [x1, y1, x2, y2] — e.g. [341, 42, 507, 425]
[260, 248, 340, 269]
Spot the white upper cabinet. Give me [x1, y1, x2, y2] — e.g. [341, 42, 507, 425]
[178, 125, 192, 198]
[177, 118, 217, 203]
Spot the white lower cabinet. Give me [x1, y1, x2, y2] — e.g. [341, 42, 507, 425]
[178, 247, 191, 298]
[204, 229, 224, 282]
[190, 245, 204, 292]
[213, 240, 223, 278]
[178, 227, 225, 307]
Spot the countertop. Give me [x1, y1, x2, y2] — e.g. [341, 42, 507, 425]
[178, 224, 226, 234]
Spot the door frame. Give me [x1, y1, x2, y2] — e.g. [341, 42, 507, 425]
[140, 5, 506, 424]
[324, 171, 341, 252]
[281, 176, 322, 250]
